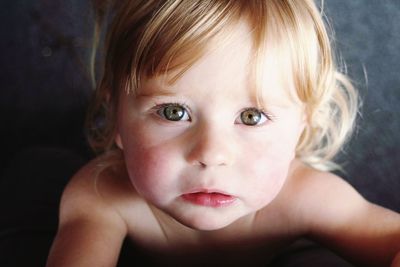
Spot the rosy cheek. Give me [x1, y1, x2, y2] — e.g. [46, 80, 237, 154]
[250, 167, 288, 208]
[123, 144, 176, 201]
[242, 142, 292, 204]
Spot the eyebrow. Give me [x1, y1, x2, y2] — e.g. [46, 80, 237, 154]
[136, 83, 177, 97]
[136, 90, 176, 97]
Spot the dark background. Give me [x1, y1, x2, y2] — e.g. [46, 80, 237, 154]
[323, 0, 400, 212]
[0, 1, 399, 266]
[0, 0, 399, 223]
[0, 0, 93, 164]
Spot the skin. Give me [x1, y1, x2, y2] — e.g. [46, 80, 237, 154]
[47, 21, 400, 267]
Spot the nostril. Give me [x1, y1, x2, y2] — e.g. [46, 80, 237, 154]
[185, 126, 234, 167]
[199, 161, 207, 168]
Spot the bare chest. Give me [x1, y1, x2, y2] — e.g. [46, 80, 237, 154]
[123, 237, 296, 267]
[125, 221, 300, 266]
[121, 204, 304, 266]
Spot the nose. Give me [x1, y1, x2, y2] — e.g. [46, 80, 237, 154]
[185, 124, 235, 167]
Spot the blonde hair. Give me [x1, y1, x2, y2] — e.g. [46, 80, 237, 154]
[87, 0, 358, 171]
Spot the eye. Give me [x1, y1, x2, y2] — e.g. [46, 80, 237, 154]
[238, 108, 269, 126]
[157, 103, 190, 121]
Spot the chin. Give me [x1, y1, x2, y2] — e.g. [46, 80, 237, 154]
[175, 211, 240, 231]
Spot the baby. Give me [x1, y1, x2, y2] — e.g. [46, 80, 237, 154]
[47, 0, 400, 266]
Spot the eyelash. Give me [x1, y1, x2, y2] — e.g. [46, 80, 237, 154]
[259, 109, 274, 122]
[151, 102, 274, 125]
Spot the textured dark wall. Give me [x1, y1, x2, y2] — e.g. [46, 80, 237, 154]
[0, 1, 399, 211]
[324, 0, 400, 211]
[0, 0, 93, 170]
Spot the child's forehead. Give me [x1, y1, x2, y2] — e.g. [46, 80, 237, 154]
[111, 0, 323, 111]
[138, 77, 299, 110]
[135, 20, 301, 107]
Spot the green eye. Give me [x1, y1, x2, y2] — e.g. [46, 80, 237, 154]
[240, 108, 266, 126]
[160, 104, 190, 121]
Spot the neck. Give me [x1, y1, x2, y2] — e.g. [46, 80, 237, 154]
[149, 204, 257, 247]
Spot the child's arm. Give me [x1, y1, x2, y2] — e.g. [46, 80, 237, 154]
[46, 163, 128, 267]
[392, 252, 400, 267]
[295, 169, 400, 267]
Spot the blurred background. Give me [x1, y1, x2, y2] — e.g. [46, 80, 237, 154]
[323, 0, 400, 212]
[0, 1, 399, 265]
[0, 0, 93, 165]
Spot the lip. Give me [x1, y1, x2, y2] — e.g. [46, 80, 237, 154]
[182, 190, 236, 207]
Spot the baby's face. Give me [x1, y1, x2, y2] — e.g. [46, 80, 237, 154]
[115, 21, 305, 231]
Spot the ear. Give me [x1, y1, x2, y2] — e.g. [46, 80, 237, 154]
[115, 133, 124, 150]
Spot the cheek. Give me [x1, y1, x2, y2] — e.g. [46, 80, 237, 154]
[122, 137, 180, 203]
[248, 154, 290, 204]
[239, 135, 297, 207]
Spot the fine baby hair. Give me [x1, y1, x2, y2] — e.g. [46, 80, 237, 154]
[87, 0, 358, 170]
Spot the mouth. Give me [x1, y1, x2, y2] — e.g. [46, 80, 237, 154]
[181, 190, 236, 207]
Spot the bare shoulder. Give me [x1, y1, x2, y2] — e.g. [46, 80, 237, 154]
[283, 161, 400, 266]
[60, 154, 132, 225]
[286, 162, 367, 226]
[47, 154, 139, 266]
[286, 163, 398, 229]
